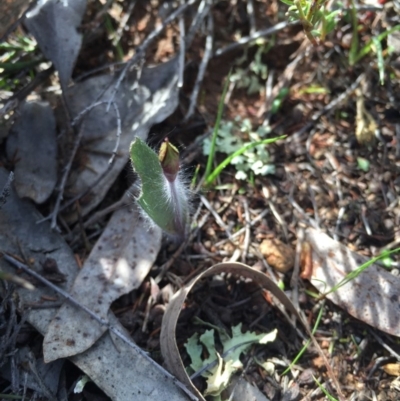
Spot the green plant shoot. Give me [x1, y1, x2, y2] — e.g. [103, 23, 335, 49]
[129, 138, 189, 238]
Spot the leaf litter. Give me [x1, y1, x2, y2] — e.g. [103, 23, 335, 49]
[6, 100, 57, 203]
[0, 168, 193, 401]
[1, 0, 400, 400]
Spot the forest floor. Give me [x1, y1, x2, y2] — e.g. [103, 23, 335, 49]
[1, 0, 400, 400]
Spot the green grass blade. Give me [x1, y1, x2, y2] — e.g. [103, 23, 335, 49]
[313, 376, 339, 401]
[282, 301, 324, 375]
[204, 71, 231, 181]
[205, 135, 285, 186]
[373, 36, 385, 85]
[353, 25, 400, 64]
[322, 247, 400, 297]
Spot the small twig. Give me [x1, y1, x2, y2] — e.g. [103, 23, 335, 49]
[0, 172, 14, 210]
[178, 0, 186, 89]
[112, 0, 137, 47]
[368, 330, 400, 361]
[3, 254, 199, 401]
[184, 12, 213, 121]
[108, 102, 122, 165]
[214, 209, 269, 247]
[39, 101, 122, 226]
[200, 195, 232, 238]
[290, 228, 305, 307]
[214, 21, 297, 57]
[107, 0, 197, 110]
[246, 0, 257, 36]
[186, 0, 211, 48]
[267, 199, 289, 242]
[241, 198, 251, 263]
[49, 123, 85, 229]
[307, 184, 320, 228]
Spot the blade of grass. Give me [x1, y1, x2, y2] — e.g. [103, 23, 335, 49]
[313, 376, 339, 401]
[319, 247, 400, 299]
[204, 70, 231, 182]
[282, 300, 325, 375]
[205, 135, 285, 186]
[353, 25, 400, 64]
[348, 0, 359, 66]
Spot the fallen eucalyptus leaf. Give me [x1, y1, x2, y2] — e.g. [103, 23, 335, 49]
[302, 227, 400, 337]
[6, 101, 57, 203]
[43, 193, 162, 362]
[227, 376, 272, 401]
[24, 0, 87, 91]
[160, 262, 309, 401]
[64, 57, 179, 219]
[0, 168, 193, 401]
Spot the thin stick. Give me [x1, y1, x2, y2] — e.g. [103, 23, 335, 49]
[0, 172, 14, 210]
[184, 12, 213, 121]
[246, 0, 257, 36]
[50, 123, 85, 229]
[178, 0, 186, 89]
[39, 101, 122, 226]
[112, 0, 137, 47]
[3, 254, 199, 401]
[200, 194, 232, 238]
[185, 0, 211, 48]
[241, 198, 251, 263]
[214, 21, 297, 57]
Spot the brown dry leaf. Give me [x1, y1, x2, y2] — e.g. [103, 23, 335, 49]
[303, 227, 400, 337]
[260, 238, 295, 273]
[160, 262, 310, 401]
[383, 363, 400, 376]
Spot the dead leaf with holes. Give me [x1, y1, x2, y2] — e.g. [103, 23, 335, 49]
[302, 227, 400, 337]
[0, 168, 190, 401]
[43, 190, 162, 362]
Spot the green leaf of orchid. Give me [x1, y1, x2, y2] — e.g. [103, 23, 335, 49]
[129, 138, 189, 237]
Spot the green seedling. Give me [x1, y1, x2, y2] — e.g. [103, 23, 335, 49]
[204, 132, 285, 185]
[129, 137, 189, 238]
[281, 0, 340, 44]
[105, 14, 124, 61]
[230, 40, 273, 95]
[319, 247, 400, 299]
[185, 323, 277, 398]
[204, 71, 231, 182]
[313, 376, 339, 401]
[348, 3, 400, 77]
